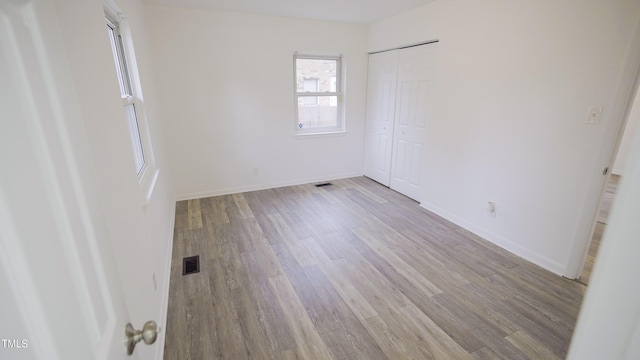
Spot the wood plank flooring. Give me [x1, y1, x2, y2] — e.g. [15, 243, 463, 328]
[597, 174, 620, 224]
[164, 177, 586, 359]
[579, 174, 621, 284]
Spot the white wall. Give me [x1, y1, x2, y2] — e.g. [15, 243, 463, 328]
[145, 5, 369, 199]
[613, 86, 640, 174]
[369, 0, 640, 275]
[52, 0, 175, 358]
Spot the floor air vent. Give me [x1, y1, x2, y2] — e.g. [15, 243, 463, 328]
[182, 255, 200, 275]
[315, 182, 333, 187]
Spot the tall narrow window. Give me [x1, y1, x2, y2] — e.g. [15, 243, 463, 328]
[106, 17, 145, 175]
[294, 54, 343, 134]
[105, 7, 159, 205]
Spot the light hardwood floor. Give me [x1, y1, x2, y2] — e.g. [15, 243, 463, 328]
[579, 174, 621, 285]
[164, 177, 586, 359]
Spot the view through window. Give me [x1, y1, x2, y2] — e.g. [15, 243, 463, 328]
[294, 55, 343, 134]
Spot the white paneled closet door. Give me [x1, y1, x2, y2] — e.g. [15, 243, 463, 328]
[364, 43, 437, 202]
[390, 44, 437, 202]
[364, 50, 400, 186]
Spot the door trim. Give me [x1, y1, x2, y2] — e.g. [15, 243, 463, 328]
[566, 17, 640, 278]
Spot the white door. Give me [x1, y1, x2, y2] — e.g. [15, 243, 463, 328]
[364, 50, 399, 186]
[389, 44, 438, 202]
[0, 1, 143, 358]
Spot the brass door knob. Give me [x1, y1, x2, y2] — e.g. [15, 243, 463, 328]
[125, 320, 159, 355]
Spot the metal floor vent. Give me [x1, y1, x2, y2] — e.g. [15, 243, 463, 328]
[182, 255, 200, 275]
[315, 182, 333, 187]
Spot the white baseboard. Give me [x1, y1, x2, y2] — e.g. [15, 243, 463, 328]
[155, 201, 176, 360]
[419, 201, 567, 276]
[175, 172, 364, 201]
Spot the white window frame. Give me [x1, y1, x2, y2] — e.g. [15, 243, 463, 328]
[105, 3, 159, 206]
[294, 54, 344, 135]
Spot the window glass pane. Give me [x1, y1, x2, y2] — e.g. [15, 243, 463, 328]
[107, 25, 127, 96]
[329, 77, 337, 106]
[303, 78, 318, 92]
[117, 34, 133, 96]
[297, 96, 338, 130]
[125, 104, 145, 174]
[296, 58, 337, 93]
[302, 96, 318, 106]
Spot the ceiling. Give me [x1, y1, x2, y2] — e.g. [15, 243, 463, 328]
[143, 0, 436, 24]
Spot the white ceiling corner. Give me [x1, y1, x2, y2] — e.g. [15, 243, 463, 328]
[143, 0, 435, 24]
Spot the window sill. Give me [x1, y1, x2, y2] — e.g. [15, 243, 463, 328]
[294, 130, 347, 139]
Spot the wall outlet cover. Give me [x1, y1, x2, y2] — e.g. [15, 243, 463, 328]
[587, 107, 603, 125]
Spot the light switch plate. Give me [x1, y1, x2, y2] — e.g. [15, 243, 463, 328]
[587, 107, 603, 125]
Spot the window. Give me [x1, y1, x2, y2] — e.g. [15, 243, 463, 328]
[294, 54, 343, 134]
[106, 17, 145, 174]
[105, 5, 159, 205]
